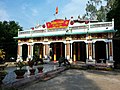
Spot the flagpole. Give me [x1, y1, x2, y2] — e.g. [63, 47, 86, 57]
[54, 14, 57, 19]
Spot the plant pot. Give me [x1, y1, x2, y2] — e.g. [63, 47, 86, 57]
[0, 72, 7, 84]
[29, 69, 36, 75]
[14, 69, 27, 79]
[28, 61, 34, 68]
[37, 67, 43, 73]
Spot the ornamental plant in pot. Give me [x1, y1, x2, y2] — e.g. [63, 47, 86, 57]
[14, 59, 27, 79]
[28, 59, 36, 75]
[0, 70, 8, 84]
[37, 66, 43, 73]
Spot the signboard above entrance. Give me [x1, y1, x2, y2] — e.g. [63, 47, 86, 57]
[46, 19, 70, 29]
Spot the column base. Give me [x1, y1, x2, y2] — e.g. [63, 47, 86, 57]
[69, 58, 73, 64]
[73, 55, 76, 62]
[16, 55, 23, 62]
[109, 56, 113, 61]
[53, 60, 57, 63]
[86, 59, 96, 65]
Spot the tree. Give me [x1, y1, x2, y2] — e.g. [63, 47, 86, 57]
[0, 21, 22, 61]
[106, 0, 120, 36]
[105, 0, 116, 11]
[85, 0, 116, 21]
[97, 6, 107, 21]
[106, 0, 120, 68]
[85, 0, 102, 20]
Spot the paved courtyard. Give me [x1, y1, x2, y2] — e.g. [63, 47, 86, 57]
[19, 69, 120, 90]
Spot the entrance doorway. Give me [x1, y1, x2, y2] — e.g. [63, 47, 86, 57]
[95, 41, 106, 63]
[22, 44, 28, 61]
[50, 42, 65, 61]
[33, 43, 43, 58]
[72, 42, 86, 62]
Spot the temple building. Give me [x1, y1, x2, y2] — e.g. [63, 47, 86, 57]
[14, 18, 115, 64]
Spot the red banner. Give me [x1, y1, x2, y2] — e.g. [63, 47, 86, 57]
[46, 19, 70, 29]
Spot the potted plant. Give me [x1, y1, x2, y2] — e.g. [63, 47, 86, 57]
[37, 66, 43, 73]
[28, 59, 36, 75]
[0, 70, 8, 84]
[0, 49, 8, 84]
[14, 60, 27, 79]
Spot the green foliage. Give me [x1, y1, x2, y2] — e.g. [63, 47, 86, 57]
[28, 60, 34, 68]
[85, 0, 116, 21]
[105, 0, 116, 11]
[97, 6, 107, 21]
[85, 0, 103, 20]
[0, 49, 5, 60]
[0, 21, 22, 60]
[16, 61, 25, 70]
[0, 70, 8, 76]
[106, 0, 120, 36]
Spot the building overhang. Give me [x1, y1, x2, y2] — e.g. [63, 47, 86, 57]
[14, 29, 116, 39]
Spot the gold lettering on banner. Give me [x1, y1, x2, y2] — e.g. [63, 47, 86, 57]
[46, 19, 70, 29]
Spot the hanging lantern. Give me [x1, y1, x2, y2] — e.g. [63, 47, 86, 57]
[42, 24, 45, 28]
[70, 21, 74, 25]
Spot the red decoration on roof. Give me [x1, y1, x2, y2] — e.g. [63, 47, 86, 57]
[31, 27, 34, 30]
[85, 21, 89, 24]
[42, 24, 45, 28]
[70, 21, 74, 25]
[71, 16, 73, 19]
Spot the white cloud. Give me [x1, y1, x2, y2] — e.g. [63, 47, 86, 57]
[0, 1, 10, 21]
[20, 3, 41, 28]
[31, 8, 39, 16]
[0, 8, 9, 21]
[46, 0, 56, 4]
[21, 3, 29, 10]
[21, 3, 39, 17]
[58, 0, 88, 19]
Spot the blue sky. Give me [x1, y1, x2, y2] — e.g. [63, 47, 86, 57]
[0, 0, 104, 29]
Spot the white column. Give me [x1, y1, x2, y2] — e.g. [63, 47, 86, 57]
[109, 41, 113, 61]
[43, 42, 50, 57]
[112, 18, 114, 29]
[106, 42, 108, 60]
[27, 44, 33, 61]
[20, 45, 22, 58]
[111, 41, 113, 60]
[88, 43, 92, 60]
[31, 44, 34, 59]
[93, 43, 95, 59]
[17, 44, 23, 62]
[71, 43, 72, 59]
[65, 44, 66, 58]
[86, 43, 88, 59]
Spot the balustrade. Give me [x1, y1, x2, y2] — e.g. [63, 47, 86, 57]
[18, 22, 113, 36]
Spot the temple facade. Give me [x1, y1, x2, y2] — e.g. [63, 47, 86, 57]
[14, 18, 115, 64]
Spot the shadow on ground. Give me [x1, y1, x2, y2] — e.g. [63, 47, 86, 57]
[86, 70, 120, 76]
[18, 70, 101, 90]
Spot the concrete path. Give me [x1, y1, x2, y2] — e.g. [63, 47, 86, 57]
[19, 69, 120, 90]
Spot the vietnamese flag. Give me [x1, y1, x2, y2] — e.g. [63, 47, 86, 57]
[56, 6, 58, 14]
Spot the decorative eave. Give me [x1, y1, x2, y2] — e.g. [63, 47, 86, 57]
[14, 29, 116, 39]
